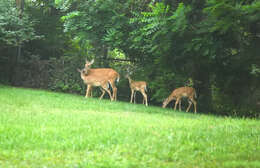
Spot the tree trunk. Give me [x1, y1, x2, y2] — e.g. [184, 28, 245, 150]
[10, 0, 24, 85]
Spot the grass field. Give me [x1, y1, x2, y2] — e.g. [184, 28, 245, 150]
[0, 85, 259, 168]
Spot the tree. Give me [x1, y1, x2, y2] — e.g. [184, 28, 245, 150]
[1, 0, 258, 116]
[0, 0, 40, 84]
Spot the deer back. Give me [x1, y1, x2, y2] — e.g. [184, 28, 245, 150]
[172, 87, 195, 98]
[86, 68, 119, 81]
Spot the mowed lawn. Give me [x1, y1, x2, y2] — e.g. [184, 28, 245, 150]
[0, 85, 259, 168]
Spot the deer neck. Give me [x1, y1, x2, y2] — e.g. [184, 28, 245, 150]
[127, 77, 133, 84]
[80, 71, 86, 80]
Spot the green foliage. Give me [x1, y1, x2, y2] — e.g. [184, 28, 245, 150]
[251, 64, 260, 77]
[0, 0, 40, 46]
[1, 0, 260, 117]
[48, 56, 83, 93]
[169, 3, 191, 33]
[129, 2, 171, 54]
[59, 0, 130, 54]
[54, 0, 259, 116]
[61, 11, 80, 22]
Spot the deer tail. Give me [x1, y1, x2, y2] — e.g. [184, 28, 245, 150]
[144, 85, 147, 92]
[116, 74, 120, 83]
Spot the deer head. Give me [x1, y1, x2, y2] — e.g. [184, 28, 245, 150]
[77, 68, 87, 80]
[162, 98, 170, 108]
[84, 59, 94, 73]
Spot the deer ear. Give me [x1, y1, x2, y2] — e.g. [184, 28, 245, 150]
[77, 68, 82, 72]
[85, 59, 94, 66]
[90, 59, 94, 65]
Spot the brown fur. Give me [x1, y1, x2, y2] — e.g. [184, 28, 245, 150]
[126, 75, 148, 106]
[162, 87, 197, 113]
[78, 69, 113, 100]
[84, 60, 120, 100]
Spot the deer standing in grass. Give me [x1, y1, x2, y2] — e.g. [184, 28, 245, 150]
[77, 68, 113, 100]
[162, 86, 197, 113]
[126, 74, 148, 106]
[84, 59, 120, 101]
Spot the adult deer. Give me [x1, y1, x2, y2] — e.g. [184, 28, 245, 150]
[84, 59, 120, 101]
[162, 86, 197, 113]
[77, 68, 113, 100]
[126, 75, 148, 106]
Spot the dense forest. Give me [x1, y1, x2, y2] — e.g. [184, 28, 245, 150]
[0, 0, 259, 117]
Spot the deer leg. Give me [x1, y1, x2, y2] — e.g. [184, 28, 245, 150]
[99, 88, 106, 100]
[85, 85, 88, 97]
[109, 81, 117, 101]
[89, 87, 93, 97]
[130, 89, 134, 103]
[191, 98, 197, 113]
[134, 91, 137, 104]
[85, 86, 88, 98]
[89, 86, 93, 97]
[174, 98, 180, 111]
[102, 85, 113, 101]
[86, 85, 92, 98]
[141, 90, 148, 106]
[113, 87, 117, 101]
[186, 100, 192, 112]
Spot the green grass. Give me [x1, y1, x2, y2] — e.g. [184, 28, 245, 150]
[0, 85, 259, 168]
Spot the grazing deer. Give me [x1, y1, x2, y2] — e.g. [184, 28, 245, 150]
[162, 86, 197, 113]
[126, 75, 148, 106]
[77, 68, 113, 100]
[84, 59, 120, 101]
